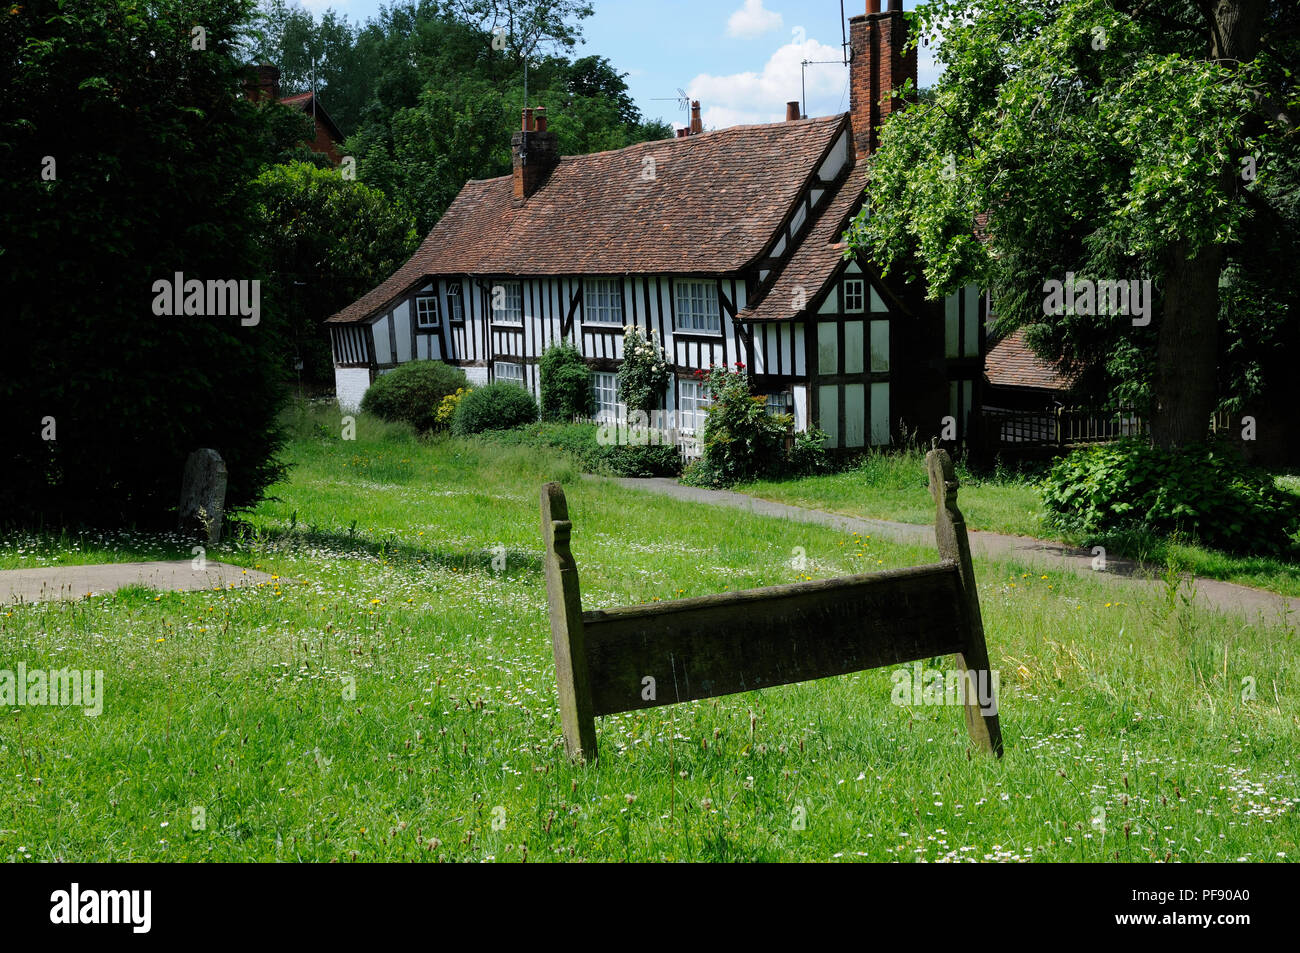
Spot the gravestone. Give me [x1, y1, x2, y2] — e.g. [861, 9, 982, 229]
[178, 449, 227, 545]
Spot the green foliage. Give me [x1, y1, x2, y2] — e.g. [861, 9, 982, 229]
[539, 342, 595, 421]
[360, 361, 468, 433]
[0, 0, 289, 525]
[1041, 440, 1300, 554]
[692, 366, 792, 487]
[786, 426, 834, 478]
[616, 326, 671, 414]
[251, 161, 418, 387]
[436, 387, 470, 428]
[251, 1, 670, 231]
[848, 0, 1299, 433]
[451, 382, 539, 435]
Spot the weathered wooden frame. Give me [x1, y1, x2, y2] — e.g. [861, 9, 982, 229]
[540, 448, 1003, 763]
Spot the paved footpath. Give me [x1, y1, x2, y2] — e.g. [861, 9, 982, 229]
[0, 560, 274, 605]
[613, 477, 1300, 625]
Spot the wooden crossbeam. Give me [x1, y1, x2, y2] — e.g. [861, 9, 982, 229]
[539, 448, 1003, 763]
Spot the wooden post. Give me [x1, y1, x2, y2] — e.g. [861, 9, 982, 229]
[540, 482, 599, 762]
[925, 448, 1005, 757]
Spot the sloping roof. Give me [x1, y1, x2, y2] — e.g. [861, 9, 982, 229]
[280, 91, 344, 144]
[737, 166, 869, 323]
[327, 114, 848, 324]
[985, 328, 1071, 391]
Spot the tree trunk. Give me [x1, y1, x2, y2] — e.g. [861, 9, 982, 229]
[1150, 240, 1225, 449]
[1148, 0, 1263, 449]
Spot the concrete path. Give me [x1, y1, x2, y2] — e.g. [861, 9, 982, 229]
[0, 560, 274, 605]
[613, 477, 1300, 625]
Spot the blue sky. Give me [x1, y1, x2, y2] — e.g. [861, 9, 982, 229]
[291, 0, 941, 130]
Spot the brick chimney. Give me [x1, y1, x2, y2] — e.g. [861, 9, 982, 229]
[243, 63, 281, 102]
[511, 107, 560, 201]
[848, 0, 917, 157]
[785, 101, 802, 121]
[690, 100, 703, 134]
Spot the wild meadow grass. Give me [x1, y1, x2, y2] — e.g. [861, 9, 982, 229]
[0, 405, 1295, 861]
[741, 450, 1300, 598]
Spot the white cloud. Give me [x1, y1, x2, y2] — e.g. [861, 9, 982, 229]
[688, 37, 845, 129]
[726, 0, 783, 39]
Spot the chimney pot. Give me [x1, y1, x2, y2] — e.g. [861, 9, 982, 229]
[522, 107, 535, 132]
[534, 107, 547, 132]
[785, 101, 801, 122]
[690, 100, 703, 134]
[888, 0, 903, 10]
[867, 0, 880, 12]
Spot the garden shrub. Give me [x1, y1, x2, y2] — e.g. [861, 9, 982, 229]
[435, 387, 469, 428]
[693, 364, 791, 485]
[451, 382, 539, 435]
[360, 361, 467, 433]
[539, 342, 595, 421]
[1041, 439, 1300, 554]
[786, 426, 833, 477]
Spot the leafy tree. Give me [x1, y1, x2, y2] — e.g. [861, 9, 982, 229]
[850, 0, 1298, 450]
[251, 161, 418, 387]
[0, 0, 291, 525]
[248, 1, 671, 231]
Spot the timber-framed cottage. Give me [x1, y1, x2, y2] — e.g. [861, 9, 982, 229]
[327, 1, 985, 450]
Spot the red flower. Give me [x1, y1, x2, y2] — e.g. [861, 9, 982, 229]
[734, 361, 746, 369]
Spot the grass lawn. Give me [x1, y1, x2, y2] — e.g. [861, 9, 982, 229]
[740, 451, 1300, 599]
[1, 405, 1296, 862]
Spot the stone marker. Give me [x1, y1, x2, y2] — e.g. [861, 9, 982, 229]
[178, 448, 228, 545]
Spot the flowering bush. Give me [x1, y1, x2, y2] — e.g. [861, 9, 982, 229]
[435, 387, 469, 428]
[690, 363, 791, 485]
[617, 326, 670, 414]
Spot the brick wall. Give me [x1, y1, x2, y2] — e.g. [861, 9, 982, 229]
[847, 6, 918, 158]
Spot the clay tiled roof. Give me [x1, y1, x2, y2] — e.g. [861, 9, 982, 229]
[737, 166, 869, 322]
[327, 115, 848, 324]
[985, 328, 1071, 391]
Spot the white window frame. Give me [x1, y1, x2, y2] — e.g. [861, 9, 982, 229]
[446, 282, 465, 324]
[414, 295, 439, 329]
[674, 280, 721, 335]
[492, 281, 523, 325]
[592, 371, 619, 421]
[678, 379, 711, 432]
[494, 361, 525, 387]
[843, 278, 865, 313]
[583, 278, 624, 325]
